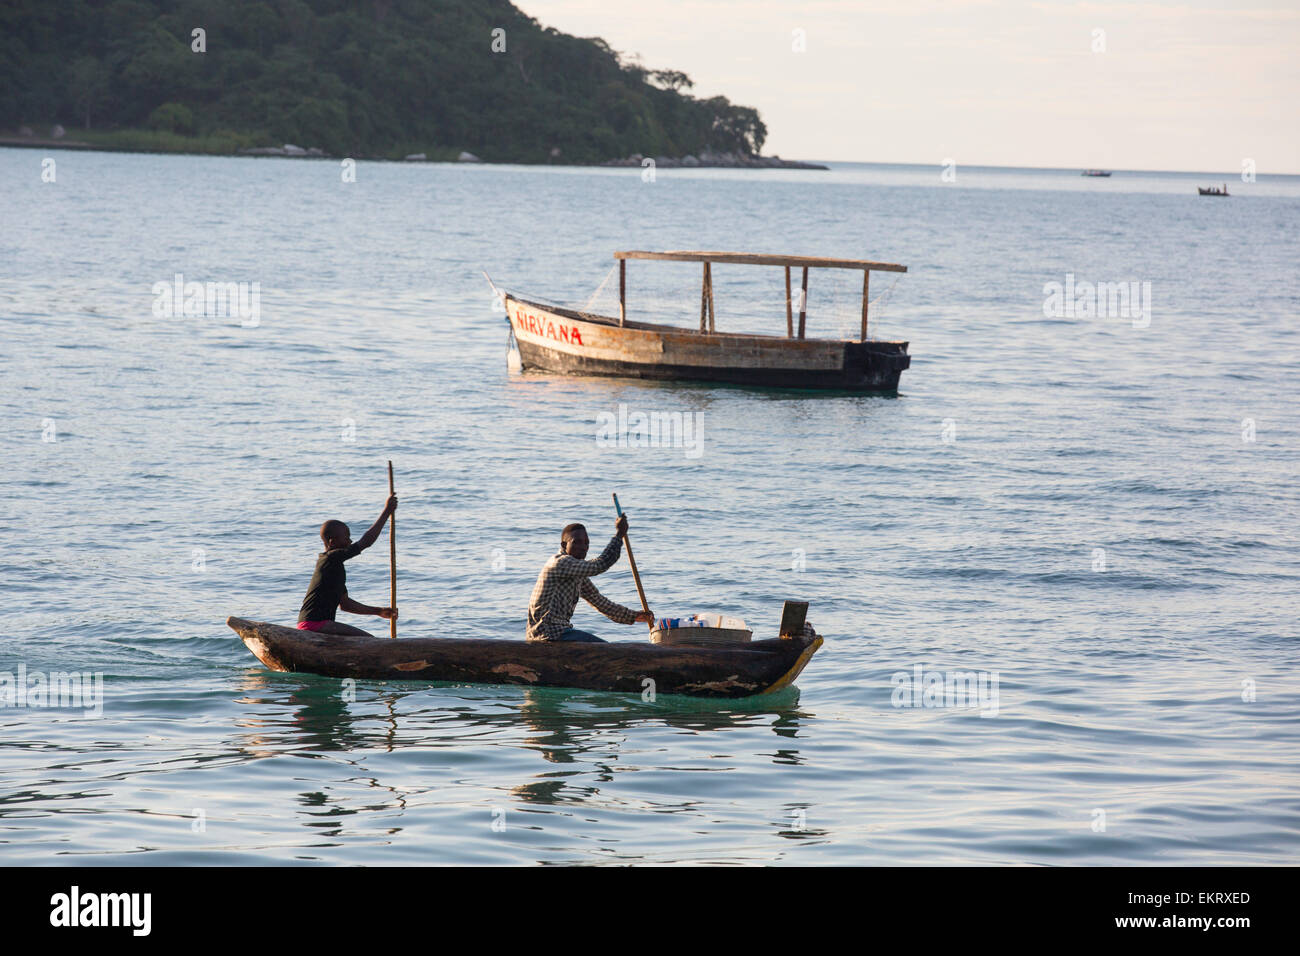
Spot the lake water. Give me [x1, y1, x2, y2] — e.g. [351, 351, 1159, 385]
[1, 149, 1297, 864]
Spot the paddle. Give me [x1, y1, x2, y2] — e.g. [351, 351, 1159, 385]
[612, 493, 653, 630]
[388, 460, 397, 639]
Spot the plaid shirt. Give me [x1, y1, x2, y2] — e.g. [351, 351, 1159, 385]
[526, 535, 638, 641]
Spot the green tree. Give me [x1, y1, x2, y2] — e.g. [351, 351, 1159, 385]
[66, 55, 109, 129]
[148, 101, 193, 133]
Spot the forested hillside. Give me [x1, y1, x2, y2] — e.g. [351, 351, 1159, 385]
[0, 0, 767, 162]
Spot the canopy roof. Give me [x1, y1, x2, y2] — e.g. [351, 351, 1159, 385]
[614, 250, 907, 273]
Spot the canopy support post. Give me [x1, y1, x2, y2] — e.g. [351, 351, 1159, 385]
[797, 267, 808, 339]
[705, 262, 715, 333]
[860, 269, 870, 341]
[619, 259, 626, 326]
[785, 266, 793, 337]
[699, 262, 708, 332]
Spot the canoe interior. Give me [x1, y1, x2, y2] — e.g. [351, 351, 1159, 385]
[228, 617, 822, 700]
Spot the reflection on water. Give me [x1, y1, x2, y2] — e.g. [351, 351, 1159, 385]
[235, 670, 806, 758]
[218, 665, 816, 858]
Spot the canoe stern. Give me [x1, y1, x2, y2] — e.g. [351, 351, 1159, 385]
[229, 616, 296, 672]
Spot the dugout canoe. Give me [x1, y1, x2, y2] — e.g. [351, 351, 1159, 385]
[495, 249, 912, 392]
[227, 617, 823, 699]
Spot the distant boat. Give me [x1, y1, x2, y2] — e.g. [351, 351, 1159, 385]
[1198, 184, 1230, 197]
[1082, 169, 1112, 177]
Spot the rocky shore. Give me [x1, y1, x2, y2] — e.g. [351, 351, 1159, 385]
[1, 127, 827, 169]
[602, 150, 828, 170]
[239, 144, 328, 157]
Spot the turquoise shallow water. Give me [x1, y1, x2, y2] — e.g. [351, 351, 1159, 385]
[1, 150, 1298, 864]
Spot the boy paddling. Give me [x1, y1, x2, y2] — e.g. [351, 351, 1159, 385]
[298, 495, 398, 636]
[526, 513, 654, 642]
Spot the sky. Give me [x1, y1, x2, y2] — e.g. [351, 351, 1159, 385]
[518, 0, 1300, 174]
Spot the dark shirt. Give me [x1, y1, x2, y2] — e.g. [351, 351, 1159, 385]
[298, 542, 363, 622]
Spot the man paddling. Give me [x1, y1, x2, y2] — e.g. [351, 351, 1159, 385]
[297, 495, 398, 636]
[526, 514, 653, 642]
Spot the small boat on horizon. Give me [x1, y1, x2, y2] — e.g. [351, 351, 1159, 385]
[1082, 169, 1112, 177]
[1198, 184, 1230, 196]
[492, 250, 912, 392]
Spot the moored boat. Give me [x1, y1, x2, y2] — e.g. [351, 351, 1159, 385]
[227, 616, 824, 699]
[496, 250, 912, 392]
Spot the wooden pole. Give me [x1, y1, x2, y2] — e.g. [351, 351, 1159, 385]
[797, 267, 809, 339]
[612, 494, 653, 630]
[785, 266, 793, 337]
[613, 250, 906, 272]
[705, 261, 715, 333]
[860, 269, 870, 342]
[618, 259, 626, 326]
[387, 460, 396, 639]
[699, 262, 708, 332]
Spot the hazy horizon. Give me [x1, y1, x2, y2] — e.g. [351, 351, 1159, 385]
[772, 158, 1298, 177]
[520, 0, 1300, 176]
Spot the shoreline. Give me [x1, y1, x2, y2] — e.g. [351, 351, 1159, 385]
[0, 135, 828, 170]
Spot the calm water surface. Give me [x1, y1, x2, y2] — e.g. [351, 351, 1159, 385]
[1, 151, 1298, 864]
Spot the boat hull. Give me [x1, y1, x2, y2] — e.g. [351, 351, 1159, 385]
[506, 295, 909, 392]
[228, 617, 823, 699]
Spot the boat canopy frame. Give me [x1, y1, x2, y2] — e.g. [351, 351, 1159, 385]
[612, 250, 908, 341]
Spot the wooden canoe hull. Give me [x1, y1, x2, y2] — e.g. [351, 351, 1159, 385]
[506, 295, 909, 392]
[227, 617, 823, 699]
